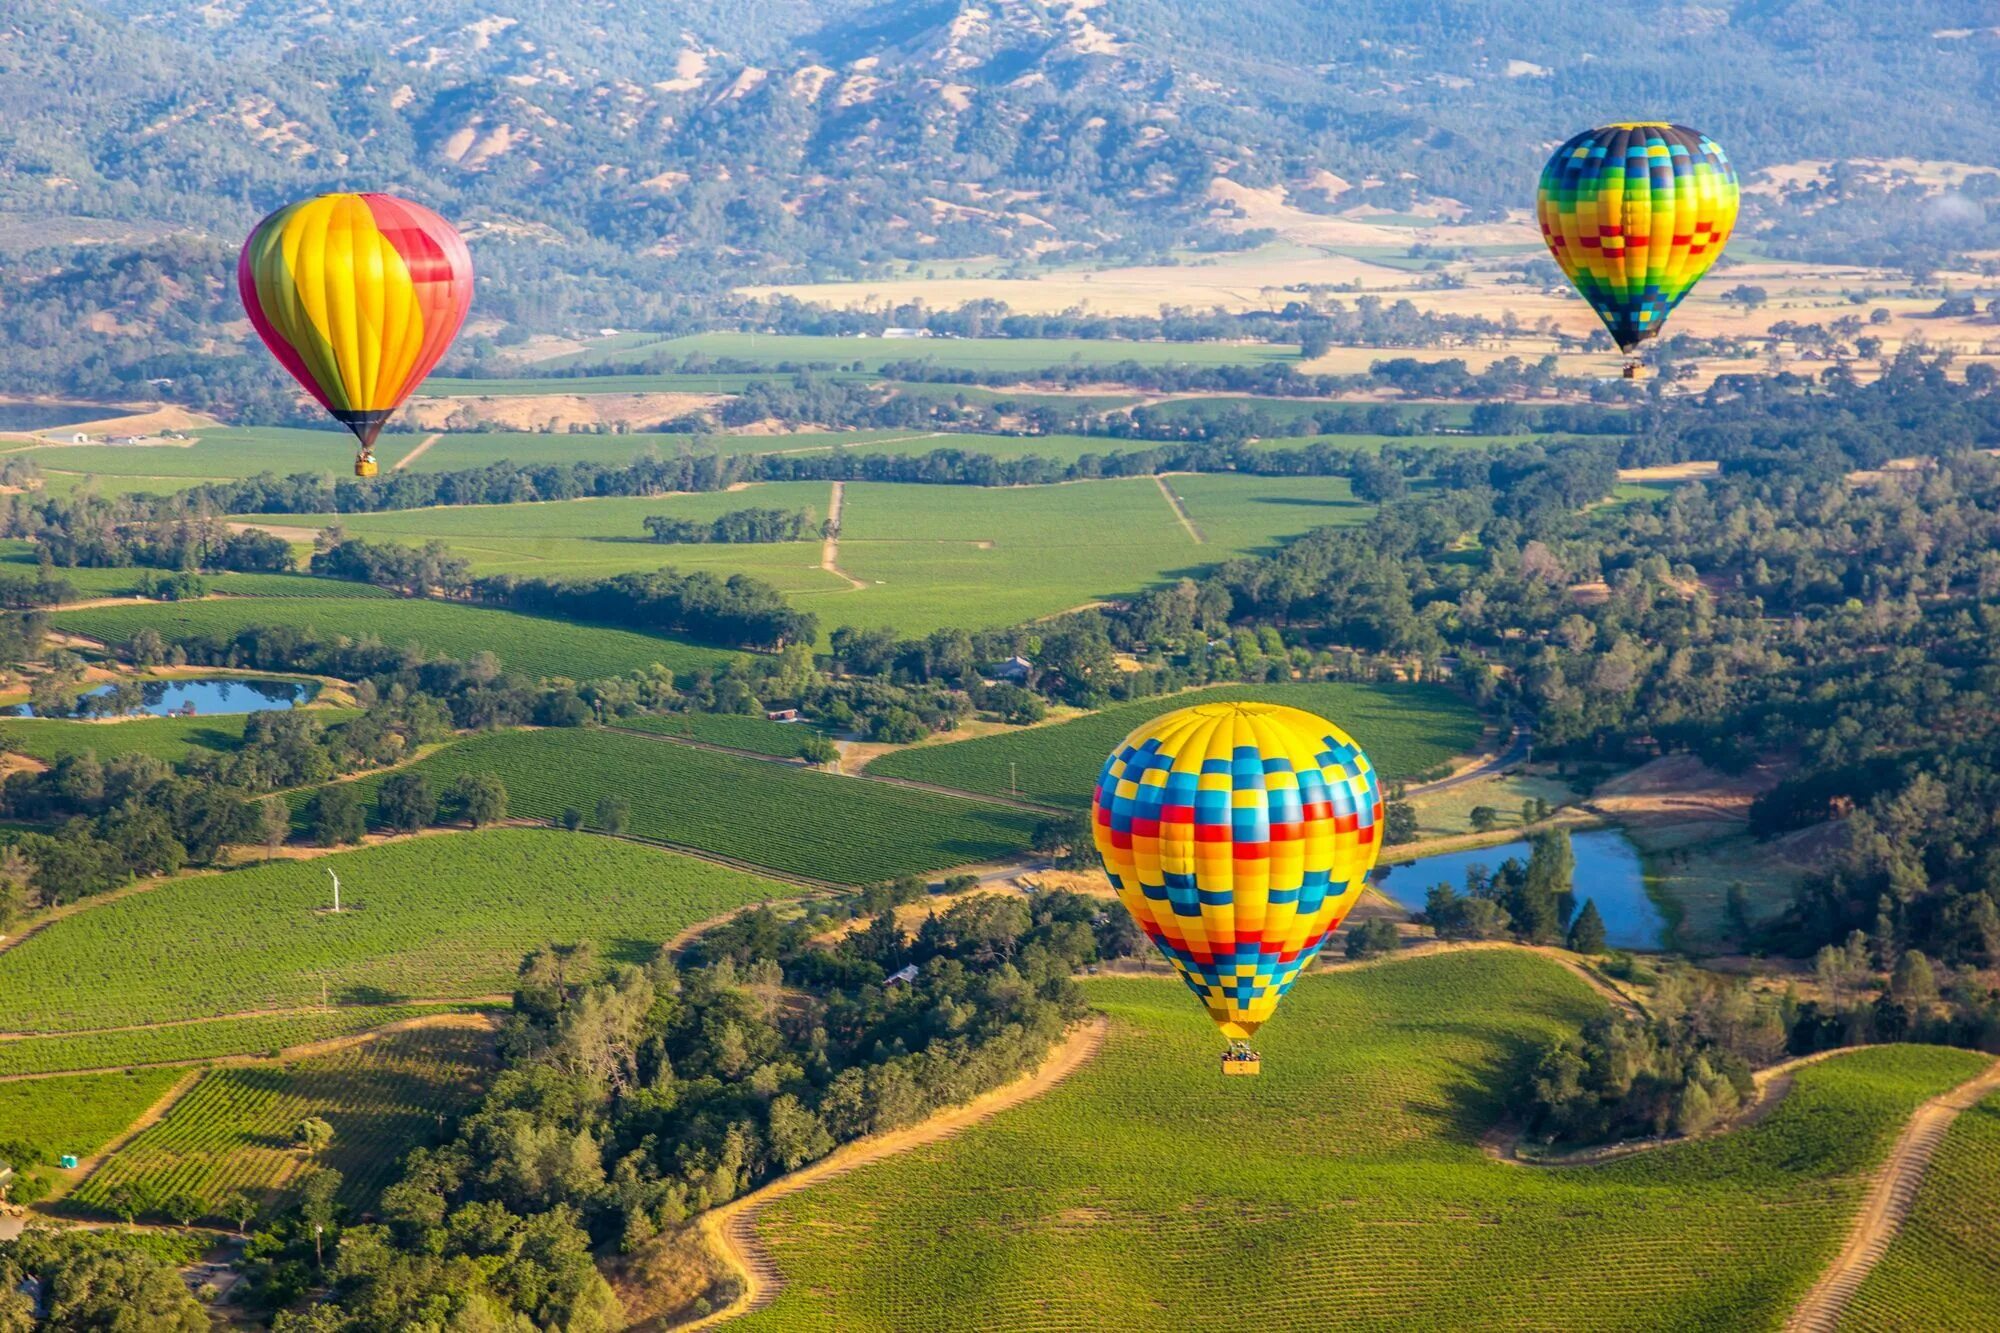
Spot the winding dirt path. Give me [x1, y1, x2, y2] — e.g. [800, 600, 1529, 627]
[1784, 1055, 2000, 1333]
[1154, 474, 1204, 543]
[391, 432, 444, 471]
[680, 1015, 1108, 1329]
[819, 481, 866, 590]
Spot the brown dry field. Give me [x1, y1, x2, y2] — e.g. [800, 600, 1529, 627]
[406, 391, 725, 432]
[743, 166, 2000, 387]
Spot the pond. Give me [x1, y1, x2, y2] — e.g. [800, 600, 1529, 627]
[15, 677, 318, 718]
[0, 402, 111, 432]
[1371, 827, 1665, 951]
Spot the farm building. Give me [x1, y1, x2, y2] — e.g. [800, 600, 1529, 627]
[882, 327, 934, 339]
[988, 655, 1033, 683]
[766, 708, 801, 722]
[885, 964, 920, 986]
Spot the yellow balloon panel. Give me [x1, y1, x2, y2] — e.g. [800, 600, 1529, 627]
[1090, 702, 1383, 1039]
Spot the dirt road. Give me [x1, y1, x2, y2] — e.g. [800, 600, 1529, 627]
[1154, 474, 1204, 543]
[819, 481, 865, 589]
[680, 1015, 1108, 1328]
[1784, 1055, 2000, 1332]
[391, 432, 444, 471]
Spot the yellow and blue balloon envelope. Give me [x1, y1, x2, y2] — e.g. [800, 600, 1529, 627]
[1090, 702, 1382, 1041]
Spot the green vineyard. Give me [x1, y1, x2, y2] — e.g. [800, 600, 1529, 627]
[54, 595, 737, 682]
[736, 953, 1988, 1332]
[0, 1004, 496, 1079]
[0, 1069, 183, 1170]
[1843, 1085, 2000, 1332]
[325, 727, 1040, 883]
[72, 1022, 493, 1225]
[0, 830, 790, 1032]
[865, 681, 1483, 808]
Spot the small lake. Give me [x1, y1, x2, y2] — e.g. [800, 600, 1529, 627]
[1371, 828, 1665, 950]
[15, 677, 318, 718]
[0, 402, 111, 432]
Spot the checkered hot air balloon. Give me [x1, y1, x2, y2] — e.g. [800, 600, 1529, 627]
[239, 193, 473, 476]
[1537, 123, 1739, 358]
[1091, 702, 1383, 1073]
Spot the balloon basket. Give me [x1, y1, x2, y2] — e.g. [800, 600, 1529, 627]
[354, 454, 379, 478]
[1621, 361, 1647, 381]
[1221, 1043, 1261, 1077]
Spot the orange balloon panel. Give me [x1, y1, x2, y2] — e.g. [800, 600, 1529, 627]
[1090, 702, 1383, 1040]
[239, 192, 472, 448]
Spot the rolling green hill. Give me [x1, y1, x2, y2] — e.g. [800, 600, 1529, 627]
[866, 682, 1482, 807]
[736, 952, 1991, 1332]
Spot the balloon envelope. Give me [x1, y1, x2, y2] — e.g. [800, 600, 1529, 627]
[1090, 701, 1383, 1040]
[1537, 123, 1738, 353]
[239, 192, 473, 448]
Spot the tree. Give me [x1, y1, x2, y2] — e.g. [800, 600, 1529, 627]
[1344, 918, 1400, 959]
[294, 1116, 334, 1159]
[255, 794, 290, 861]
[1890, 949, 1939, 1011]
[1469, 805, 1499, 833]
[221, 1189, 258, 1234]
[451, 772, 508, 827]
[766, 1094, 835, 1171]
[1383, 801, 1418, 845]
[375, 771, 437, 834]
[1567, 899, 1608, 954]
[104, 1182, 144, 1228]
[159, 1189, 204, 1228]
[297, 1167, 342, 1269]
[1031, 810, 1094, 870]
[306, 783, 366, 847]
[558, 806, 585, 832]
[594, 795, 631, 835]
[797, 733, 839, 766]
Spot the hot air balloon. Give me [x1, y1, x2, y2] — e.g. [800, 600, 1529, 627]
[1537, 123, 1739, 378]
[1090, 701, 1383, 1075]
[239, 193, 473, 476]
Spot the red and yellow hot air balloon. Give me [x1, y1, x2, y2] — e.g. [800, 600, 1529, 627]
[1090, 701, 1383, 1075]
[239, 193, 473, 476]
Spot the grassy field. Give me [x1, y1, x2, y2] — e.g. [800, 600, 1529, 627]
[0, 830, 791, 1032]
[0, 1004, 496, 1078]
[236, 475, 1367, 639]
[866, 682, 1482, 808]
[420, 370, 871, 396]
[0, 1068, 182, 1175]
[384, 428, 936, 471]
[11, 427, 398, 483]
[537, 333, 1300, 374]
[320, 727, 1038, 884]
[1843, 1086, 2000, 1332]
[1163, 473, 1368, 552]
[53, 596, 740, 681]
[72, 1023, 492, 1225]
[736, 953, 1989, 1332]
[613, 712, 827, 758]
[0, 713, 258, 764]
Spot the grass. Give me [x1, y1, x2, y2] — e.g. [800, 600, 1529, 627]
[53, 596, 740, 682]
[1406, 768, 1578, 839]
[865, 682, 1482, 808]
[385, 429, 934, 472]
[0, 1004, 497, 1078]
[71, 1023, 492, 1225]
[419, 371, 873, 396]
[0, 1068, 181, 1169]
[320, 728, 1038, 885]
[537, 333, 1300, 374]
[1844, 1084, 2000, 1332]
[0, 713, 258, 764]
[12, 427, 396, 482]
[231, 475, 1368, 640]
[736, 952, 1988, 1332]
[1162, 473, 1369, 552]
[613, 712, 827, 759]
[0, 829, 793, 1032]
